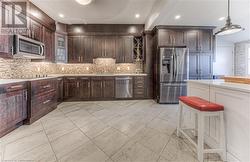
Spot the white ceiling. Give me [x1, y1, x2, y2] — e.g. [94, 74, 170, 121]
[30, 0, 158, 24]
[31, 0, 250, 42]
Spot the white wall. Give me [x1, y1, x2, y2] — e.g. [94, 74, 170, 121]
[213, 39, 234, 76]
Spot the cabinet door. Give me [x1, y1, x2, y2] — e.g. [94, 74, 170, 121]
[124, 36, 134, 63]
[104, 36, 116, 58]
[0, 89, 27, 136]
[189, 53, 199, 80]
[74, 36, 83, 63]
[91, 77, 103, 99]
[57, 78, 64, 102]
[82, 36, 93, 63]
[43, 27, 54, 62]
[199, 53, 212, 79]
[172, 30, 185, 46]
[115, 37, 124, 63]
[158, 29, 172, 46]
[103, 77, 115, 99]
[63, 78, 78, 99]
[93, 36, 105, 58]
[68, 37, 74, 63]
[30, 20, 43, 41]
[185, 30, 199, 52]
[79, 77, 91, 100]
[199, 30, 213, 53]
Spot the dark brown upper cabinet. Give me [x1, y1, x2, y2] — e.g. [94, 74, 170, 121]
[82, 36, 93, 63]
[93, 36, 116, 58]
[115, 36, 134, 63]
[30, 19, 43, 42]
[43, 27, 54, 62]
[185, 29, 213, 53]
[157, 29, 185, 46]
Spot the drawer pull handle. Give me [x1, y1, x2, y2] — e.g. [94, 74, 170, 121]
[43, 85, 51, 89]
[9, 85, 23, 89]
[68, 78, 76, 80]
[43, 100, 51, 104]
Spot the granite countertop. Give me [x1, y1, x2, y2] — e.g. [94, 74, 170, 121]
[187, 79, 250, 93]
[0, 73, 147, 85]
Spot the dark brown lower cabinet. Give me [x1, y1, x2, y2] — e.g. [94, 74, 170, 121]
[63, 77, 78, 100]
[79, 77, 91, 100]
[103, 77, 115, 99]
[0, 82, 27, 137]
[57, 77, 64, 103]
[133, 76, 146, 99]
[26, 79, 57, 124]
[91, 77, 103, 99]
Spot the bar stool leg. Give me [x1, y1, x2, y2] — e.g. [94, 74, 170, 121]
[219, 111, 227, 161]
[177, 102, 183, 137]
[194, 113, 198, 137]
[197, 112, 204, 162]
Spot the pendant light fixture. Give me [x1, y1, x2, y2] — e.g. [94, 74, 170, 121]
[75, 0, 92, 5]
[215, 0, 244, 35]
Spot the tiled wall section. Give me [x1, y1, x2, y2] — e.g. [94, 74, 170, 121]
[0, 58, 143, 79]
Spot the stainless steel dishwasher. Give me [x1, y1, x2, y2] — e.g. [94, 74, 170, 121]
[115, 77, 133, 98]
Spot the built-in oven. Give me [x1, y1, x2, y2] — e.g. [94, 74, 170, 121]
[13, 35, 45, 59]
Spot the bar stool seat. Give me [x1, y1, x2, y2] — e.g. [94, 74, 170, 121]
[179, 96, 224, 112]
[177, 96, 227, 162]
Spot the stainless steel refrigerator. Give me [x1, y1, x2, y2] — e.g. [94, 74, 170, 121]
[158, 47, 189, 104]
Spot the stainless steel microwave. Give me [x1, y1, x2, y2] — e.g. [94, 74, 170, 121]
[13, 35, 45, 59]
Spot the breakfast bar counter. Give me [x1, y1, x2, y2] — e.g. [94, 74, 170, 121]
[186, 80, 250, 162]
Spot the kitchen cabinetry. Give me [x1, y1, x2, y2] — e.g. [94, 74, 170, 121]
[43, 27, 54, 62]
[27, 79, 57, 124]
[185, 29, 213, 53]
[55, 33, 67, 63]
[57, 77, 64, 103]
[30, 19, 43, 42]
[133, 76, 146, 98]
[93, 36, 116, 58]
[68, 36, 93, 63]
[116, 36, 134, 63]
[157, 29, 185, 46]
[102, 77, 115, 99]
[189, 52, 212, 79]
[79, 77, 91, 100]
[0, 82, 27, 137]
[91, 77, 103, 99]
[63, 77, 78, 99]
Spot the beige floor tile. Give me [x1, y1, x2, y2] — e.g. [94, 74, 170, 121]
[72, 116, 100, 128]
[10, 143, 57, 162]
[111, 140, 159, 162]
[160, 135, 198, 162]
[147, 118, 176, 136]
[51, 129, 90, 159]
[0, 121, 43, 145]
[93, 128, 129, 156]
[4, 131, 48, 160]
[44, 120, 77, 141]
[59, 141, 109, 162]
[132, 127, 170, 155]
[80, 120, 110, 139]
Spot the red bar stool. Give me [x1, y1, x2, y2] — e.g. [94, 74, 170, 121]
[177, 96, 226, 162]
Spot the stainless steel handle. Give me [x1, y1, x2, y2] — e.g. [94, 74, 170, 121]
[43, 85, 51, 89]
[68, 78, 76, 80]
[43, 99, 51, 104]
[101, 82, 103, 88]
[88, 82, 90, 88]
[77, 82, 79, 88]
[40, 44, 44, 56]
[9, 85, 23, 89]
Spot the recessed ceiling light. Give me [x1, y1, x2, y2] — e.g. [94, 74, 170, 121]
[135, 14, 140, 18]
[218, 17, 225, 21]
[75, 0, 92, 5]
[175, 15, 181, 20]
[59, 14, 64, 18]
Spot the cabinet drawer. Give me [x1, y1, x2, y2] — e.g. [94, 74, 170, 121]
[134, 88, 145, 98]
[1, 82, 27, 93]
[134, 83, 144, 89]
[31, 80, 56, 96]
[31, 90, 57, 116]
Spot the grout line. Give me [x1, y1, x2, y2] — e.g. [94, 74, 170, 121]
[40, 121, 59, 162]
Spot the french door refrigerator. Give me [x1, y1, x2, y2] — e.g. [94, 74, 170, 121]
[157, 47, 189, 104]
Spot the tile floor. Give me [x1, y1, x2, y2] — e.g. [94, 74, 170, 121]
[0, 100, 222, 162]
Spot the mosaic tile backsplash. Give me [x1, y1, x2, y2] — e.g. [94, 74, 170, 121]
[0, 58, 143, 79]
